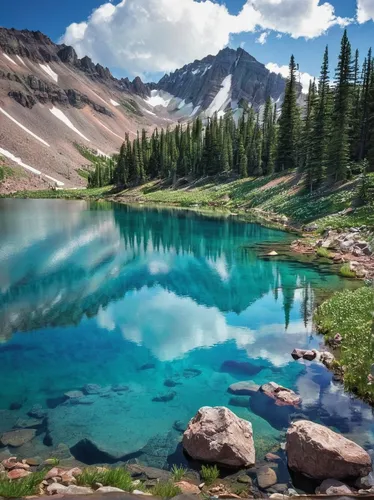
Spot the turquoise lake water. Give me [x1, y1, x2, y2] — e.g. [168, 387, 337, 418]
[0, 199, 373, 471]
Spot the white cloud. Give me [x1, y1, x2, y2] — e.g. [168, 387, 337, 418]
[256, 31, 269, 44]
[266, 62, 315, 93]
[357, 0, 374, 22]
[62, 0, 351, 76]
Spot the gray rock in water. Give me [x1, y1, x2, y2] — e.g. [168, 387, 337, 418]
[152, 391, 176, 403]
[228, 381, 260, 395]
[27, 404, 47, 419]
[316, 479, 353, 495]
[256, 467, 277, 489]
[82, 384, 102, 395]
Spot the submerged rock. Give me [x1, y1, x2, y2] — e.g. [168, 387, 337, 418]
[286, 420, 371, 480]
[64, 390, 84, 399]
[173, 420, 187, 433]
[27, 404, 47, 419]
[111, 384, 129, 393]
[256, 466, 277, 489]
[221, 361, 263, 377]
[0, 428, 36, 447]
[164, 379, 182, 388]
[14, 417, 44, 429]
[139, 363, 156, 371]
[9, 402, 23, 411]
[82, 384, 102, 395]
[260, 382, 301, 408]
[183, 368, 202, 379]
[152, 391, 176, 403]
[183, 406, 255, 467]
[228, 381, 260, 395]
[316, 479, 354, 495]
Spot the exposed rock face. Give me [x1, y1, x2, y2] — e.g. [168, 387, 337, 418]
[286, 420, 372, 480]
[183, 406, 255, 467]
[158, 47, 295, 113]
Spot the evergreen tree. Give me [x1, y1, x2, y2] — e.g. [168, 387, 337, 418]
[328, 30, 354, 182]
[276, 55, 300, 171]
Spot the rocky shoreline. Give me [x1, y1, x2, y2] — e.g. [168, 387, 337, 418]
[1, 403, 374, 498]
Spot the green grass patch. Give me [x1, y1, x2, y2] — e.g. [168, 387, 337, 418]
[316, 247, 333, 258]
[315, 286, 374, 399]
[77, 467, 133, 492]
[340, 263, 357, 278]
[151, 481, 181, 499]
[200, 465, 220, 485]
[121, 98, 143, 117]
[77, 168, 91, 180]
[6, 186, 113, 200]
[0, 470, 45, 498]
[171, 465, 187, 481]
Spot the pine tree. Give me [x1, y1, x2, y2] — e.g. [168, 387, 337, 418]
[276, 55, 300, 171]
[308, 46, 332, 190]
[367, 71, 374, 171]
[302, 79, 318, 192]
[358, 49, 373, 160]
[328, 30, 354, 182]
[238, 139, 248, 178]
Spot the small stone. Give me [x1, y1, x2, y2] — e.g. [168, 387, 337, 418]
[320, 351, 335, 369]
[355, 475, 374, 490]
[2, 459, 30, 471]
[111, 384, 129, 393]
[267, 251, 278, 256]
[256, 467, 277, 489]
[288, 488, 298, 496]
[291, 349, 306, 360]
[7, 469, 31, 479]
[228, 381, 260, 395]
[269, 494, 284, 500]
[47, 483, 68, 495]
[64, 485, 94, 495]
[133, 490, 152, 496]
[96, 486, 125, 493]
[265, 453, 281, 462]
[14, 417, 44, 429]
[25, 457, 42, 466]
[175, 481, 201, 494]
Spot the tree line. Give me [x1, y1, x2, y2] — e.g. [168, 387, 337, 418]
[89, 30, 374, 193]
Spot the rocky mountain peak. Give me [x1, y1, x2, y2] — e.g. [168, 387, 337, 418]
[156, 46, 288, 115]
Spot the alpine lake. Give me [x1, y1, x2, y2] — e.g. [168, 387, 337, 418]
[0, 199, 373, 488]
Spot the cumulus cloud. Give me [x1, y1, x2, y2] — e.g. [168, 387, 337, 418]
[256, 32, 269, 44]
[62, 0, 351, 76]
[266, 62, 316, 93]
[357, 0, 374, 22]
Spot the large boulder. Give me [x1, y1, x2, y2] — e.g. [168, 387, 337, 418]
[287, 420, 371, 480]
[228, 381, 260, 395]
[0, 428, 36, 447]
[183, 406, 255, 467]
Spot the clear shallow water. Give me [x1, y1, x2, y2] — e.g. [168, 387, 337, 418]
[0, 199, 373, 470]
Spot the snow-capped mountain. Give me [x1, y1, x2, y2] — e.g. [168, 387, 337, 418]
[0, 28, 291, 191]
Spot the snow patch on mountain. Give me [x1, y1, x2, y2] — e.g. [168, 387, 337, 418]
[15, 55, 27, 67]
[0, 147, 64, 186]
[95, 119, 124, 140]
[39, 63, 58, 83]
[143, 108, 156, 116]
[146, 90, 175, 108]
[3, 53, 18, 65]
[191, 105, 201, 117]
[0, 107, 50, 147]
[110, 99, 120, 107]
[49, 106, 90, 141]
[206, 75, 232, 117]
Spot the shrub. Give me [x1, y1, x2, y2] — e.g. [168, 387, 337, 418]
[200, 464, 220, 485]
[340, 263, 356, 278]
[315, 286, 374, 399]
[171, 465, 187, 481]
[0, 471, 45, 498]
[316, 247, 332, 258]
[152, 481, 181, 498]
[77, 467, 133, 492]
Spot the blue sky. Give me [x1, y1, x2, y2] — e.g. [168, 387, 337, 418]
[1, 0, 374, 83]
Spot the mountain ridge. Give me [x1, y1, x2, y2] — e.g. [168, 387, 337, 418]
[0, 26, 292, 192]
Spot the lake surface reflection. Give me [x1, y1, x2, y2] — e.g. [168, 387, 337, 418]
[0, 199, 373, 472]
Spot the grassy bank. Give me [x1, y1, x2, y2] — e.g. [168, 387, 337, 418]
[8, 171, 374, 230]
[315, 286, 374, 401]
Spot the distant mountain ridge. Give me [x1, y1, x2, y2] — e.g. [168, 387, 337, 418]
[0, 27, 292, 191]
